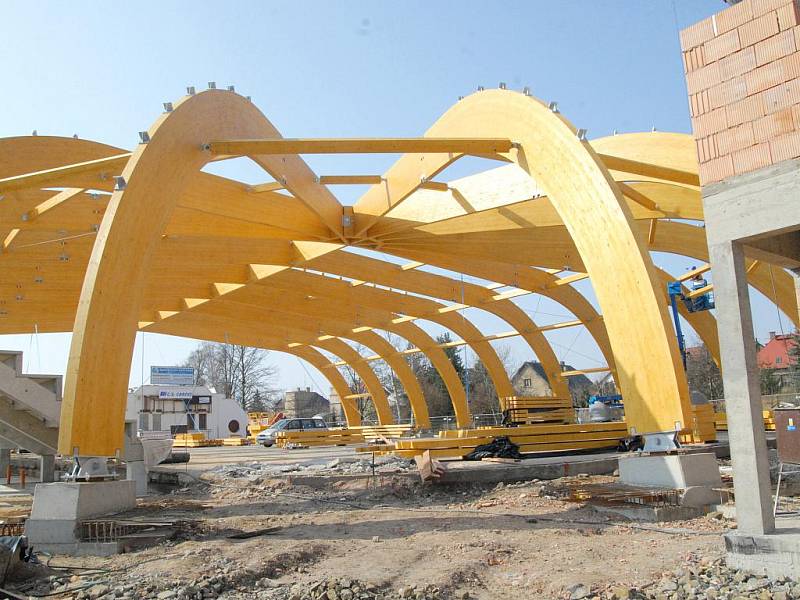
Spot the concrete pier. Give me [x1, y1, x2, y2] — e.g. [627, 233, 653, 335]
[703, 161, 800, 575]
[24, 480, 136, 556]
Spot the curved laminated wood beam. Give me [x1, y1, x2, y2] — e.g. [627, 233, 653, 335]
[244, 268, 515, 402]
[287, 346, 361, 425]
[298, 251, 567, 398]
[392, 320, 470, 427]
[359, 89, 691, 434]
[138, 312, 362, 425]
[150, 283, 460, 425]
[58, 89, 337, 456]
[378, 248, 617, 379]
[314, 337, 393, 425]
[377, 219, 799, 329]
[142, 285, 432, 426]
[351, 330, 430, 427]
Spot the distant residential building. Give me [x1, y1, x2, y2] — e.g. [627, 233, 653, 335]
[328, 387, 345, 425]
[284, 388, 330, 420]
[126, 384, 248, 438]
[758, 332, 797, 370]
[510, 361, 592, 401]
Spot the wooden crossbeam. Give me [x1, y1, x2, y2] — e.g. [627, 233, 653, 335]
[248, 182, 285, 193]
[598, 153, 700, 187]
[545, 272, 589, 288]
[677, 263, 711, 282]
[491, 288, 532, 301]
[418, 180, 449, 191]
[0, 153, 131, 192]
[319, 175, 383, 185]
[323, 320, 584, 367]
[206, 137, 514, 156]
[2, 229, 19, 252]
[560, 366, 611, 377]
[401, 261, 425, 271]
[537, 319, 584, 332]
[23, 188, 85, 222]
[685, 283, 713, 299]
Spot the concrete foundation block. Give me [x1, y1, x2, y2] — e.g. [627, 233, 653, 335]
[29, 480, 135, 520]
[619, 453, 722, 489]
[25, 480, 136, 555]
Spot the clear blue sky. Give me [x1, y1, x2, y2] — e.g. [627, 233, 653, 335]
[1, 1, 791, 397]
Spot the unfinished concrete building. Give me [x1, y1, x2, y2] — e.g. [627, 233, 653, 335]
[681, 0, 800, 573]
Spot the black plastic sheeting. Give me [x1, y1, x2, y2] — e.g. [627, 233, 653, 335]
[463, 436, 523, 461]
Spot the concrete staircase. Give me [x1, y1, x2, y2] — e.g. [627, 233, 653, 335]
[0, 350, 61, 480]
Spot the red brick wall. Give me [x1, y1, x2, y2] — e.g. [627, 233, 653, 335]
[681, 0, 800, 184]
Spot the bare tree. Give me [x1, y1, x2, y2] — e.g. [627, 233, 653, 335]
[337, 343, 378, 422]
[685, 342, 724, 400]
[181, 342, 279, 410]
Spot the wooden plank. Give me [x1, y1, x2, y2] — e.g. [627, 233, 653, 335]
[207, 137, 515, 156]
[319, 175, 383, 185]
[0, 154, 131, 192]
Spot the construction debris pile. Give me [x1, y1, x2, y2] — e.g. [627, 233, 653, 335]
[569, 553, 800, 600]
[209, 457, 415, 480]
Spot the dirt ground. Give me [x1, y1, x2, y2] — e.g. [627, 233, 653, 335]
[29, 462, 737, 600]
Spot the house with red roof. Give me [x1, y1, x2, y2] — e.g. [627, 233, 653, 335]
[757, 332, 797, 381]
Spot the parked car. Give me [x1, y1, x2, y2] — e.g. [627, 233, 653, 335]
[256, 417, 328, 447]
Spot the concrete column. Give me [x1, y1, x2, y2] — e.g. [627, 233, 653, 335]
[0, 449, 9, 479]
[710, 240, 775, 535]
[40, 455, 55, 483]
[126, 461, 148, 497]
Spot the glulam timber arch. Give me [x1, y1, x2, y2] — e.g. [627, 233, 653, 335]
[0, 87, 796, 456]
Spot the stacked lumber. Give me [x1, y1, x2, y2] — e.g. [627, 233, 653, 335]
[247, 411, 279, 440]
[275, 428, 365, 448]
[499, 396, 574, 425]
[680, 404, 717, 444]
[172, 432, 223, 448]
[350, 424, 414, 440]
[714, 410, 775, 432]
[221, 437, 252, 446]
[375, 422, 627, 459]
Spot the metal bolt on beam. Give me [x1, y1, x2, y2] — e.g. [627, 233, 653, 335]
[499, 82, 507, 89]
[522, 86, 531, 96]
[138, 131, 150, 144]
[576, 128, 588, 141]
[208, 81, 216, 89]
[227, 85, 235, 92]
[163, 102, 173, 113]
[186, 86, 196, 95]
[113, 176, 126, 191]
[548, 101, 559, 113]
